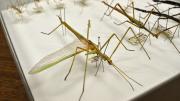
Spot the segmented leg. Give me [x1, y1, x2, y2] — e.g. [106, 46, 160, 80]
[100, 33, 134, 56]
[100, 0, 115, 21]
[95, 37, 110, 76]
[125, 27, 151, 59]
[78, 47, 89, 101]
[103, 3, 123, 17]
[64, 47, 87, 80]
[79, 20, 91, 101]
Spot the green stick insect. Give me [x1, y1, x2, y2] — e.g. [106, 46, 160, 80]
[102, 1, 180, 56]
[29, 16, 142, 101]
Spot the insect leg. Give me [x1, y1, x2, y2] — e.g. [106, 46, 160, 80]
[79, 20, 91, 100]
[124, 0, 133, 12]
[141, 22, 152, 49]
[109, 32, 134, 58]
[113, 20, 129, 26]
[41, 16, 64, 35]
[132, 2, 135, 19]
[95, 38, 110, 76]
[95, 58, 103, 76]
[64, 47, 87, 80]
[171, 24, 179, 40]
[98, 37, 105, 72]
[103, 2, 122, 17]
[127, 27, 151, 59]
[156, 23, 180, 54]
[100, 0, 115, 21]
[79, 46, 89, 101]
[143, 8, 154, 26]
[100, 33, 134, 54]
[178, 24, 180, 37]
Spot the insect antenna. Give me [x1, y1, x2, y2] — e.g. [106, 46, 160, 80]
[95, 36, 108, 76]
[112, 64, 143, 91]
[59, 8, 66, 35]
[98, 37, 105, 72]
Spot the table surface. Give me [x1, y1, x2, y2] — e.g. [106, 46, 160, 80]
[0, 24, 29, 101]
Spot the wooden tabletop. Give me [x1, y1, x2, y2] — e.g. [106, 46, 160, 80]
[0, 24, 29, 101]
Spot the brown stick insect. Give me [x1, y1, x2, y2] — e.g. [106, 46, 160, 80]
[102, 1, 180, 56]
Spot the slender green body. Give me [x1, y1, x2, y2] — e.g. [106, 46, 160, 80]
[60, 18, 113, 64]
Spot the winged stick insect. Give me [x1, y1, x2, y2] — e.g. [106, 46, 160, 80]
[29, 16, 142, 101]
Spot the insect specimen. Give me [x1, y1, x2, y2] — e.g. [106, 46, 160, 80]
[146, 0, 180, 22]
[128, 33, 148, 45]
[9, 5, 23, 15]
[29, 16, 142, 101]
[33, 0, 44, 13]
[151, 19, 179, 39]
[100, 0, 133, 21]
[74, 0, 89, 7]
[102, 1, 153, 59]
[134, 5, 180, 46]
[47, 0, 65, 9]
[102, 1, 180, 55]
[134, 5, 180, 23]
[8, 0, 26, 20]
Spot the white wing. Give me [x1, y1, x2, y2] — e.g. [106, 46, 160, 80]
[29, 40, 85, 74]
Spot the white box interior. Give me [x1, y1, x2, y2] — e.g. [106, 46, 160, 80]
[1, 0, 180, 101]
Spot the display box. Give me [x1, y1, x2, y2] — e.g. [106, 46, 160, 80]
[1, 0, 180, 101]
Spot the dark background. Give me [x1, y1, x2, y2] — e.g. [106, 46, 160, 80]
[0, 23, 180, 101]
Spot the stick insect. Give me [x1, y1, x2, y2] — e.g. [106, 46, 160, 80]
[134, 4, 180, 47]
[47, 0, 65, 9]
[151, 20, 179, 40]
[29, 16, 142, 101]
[8, 0, 26, 20]
[33, 0, 44, 13]
[100, 0, 133, 21]
[102, 1, 180, 55]
[134, 7, 180, 23]
[102, 1, 154, 59]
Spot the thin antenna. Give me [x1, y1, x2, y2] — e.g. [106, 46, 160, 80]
[59, 9, 65, 35]
[87, 20, 91, 40]
[148, 22, 151, 45]
[64, 8, 67, 35]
